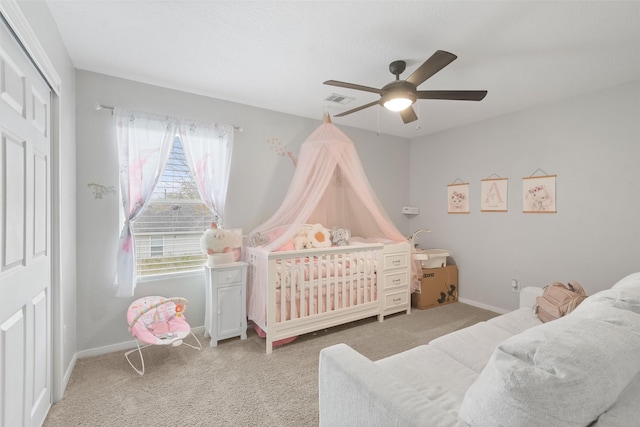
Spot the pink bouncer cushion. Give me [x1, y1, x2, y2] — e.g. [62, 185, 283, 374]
[127, 296, 191, 345]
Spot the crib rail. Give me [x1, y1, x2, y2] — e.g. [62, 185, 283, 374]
[245, 243, 383, 353]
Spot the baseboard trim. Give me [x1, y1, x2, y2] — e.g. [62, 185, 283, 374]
[62, 352, 77, 391]
[76, 326, 206, 359]
[458, 297, 509, 315]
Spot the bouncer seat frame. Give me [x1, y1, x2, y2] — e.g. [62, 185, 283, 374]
[125, 296, 202, 375]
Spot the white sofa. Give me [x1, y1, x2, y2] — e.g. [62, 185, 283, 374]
[319, 273, 640, 427]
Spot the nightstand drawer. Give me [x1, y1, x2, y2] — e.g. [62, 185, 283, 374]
[216, 268, 242, 284]
[384, 270, 408, 289]
[383, 252, 408, 270]
[384, 291, 408, 309]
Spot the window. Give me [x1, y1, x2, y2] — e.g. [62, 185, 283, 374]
[131, 137, 217, 277]
[149, 236, 164, 257]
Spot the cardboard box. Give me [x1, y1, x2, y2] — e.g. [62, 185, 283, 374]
[412, 265, 458, 310]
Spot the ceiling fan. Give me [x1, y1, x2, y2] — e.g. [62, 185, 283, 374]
[324, 50, 487, 124]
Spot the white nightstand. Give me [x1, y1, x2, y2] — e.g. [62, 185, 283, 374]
[204, 262, 248, 347]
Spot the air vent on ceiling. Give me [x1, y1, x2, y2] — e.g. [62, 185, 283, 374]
[324, 93, 355, 105]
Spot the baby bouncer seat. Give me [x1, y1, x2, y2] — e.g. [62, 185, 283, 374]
[125, 296, 202, 375]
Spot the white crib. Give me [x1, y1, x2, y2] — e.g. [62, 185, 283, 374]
[245, 241, 410, 353]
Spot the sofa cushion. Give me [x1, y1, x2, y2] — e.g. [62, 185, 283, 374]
[429, 322, 515, 372]
[458, 285, 640, 427]
[319, 343, 466, 427]
[486, 306, 541, 335]
[376, 345, 479, 414]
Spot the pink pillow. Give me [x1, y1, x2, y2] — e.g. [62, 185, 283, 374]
[275, 239, 295, 252]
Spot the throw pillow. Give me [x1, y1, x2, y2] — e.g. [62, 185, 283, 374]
[459, 286, 640, 427]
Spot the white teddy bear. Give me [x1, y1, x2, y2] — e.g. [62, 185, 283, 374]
[293, 228, 310, 250]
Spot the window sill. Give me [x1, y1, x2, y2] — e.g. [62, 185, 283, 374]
[136, 268, 205, 284]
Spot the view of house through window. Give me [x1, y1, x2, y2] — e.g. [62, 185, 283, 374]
[132, 137, 217, 277]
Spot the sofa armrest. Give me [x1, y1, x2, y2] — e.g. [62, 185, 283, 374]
[319, 343, 466, 427]
[519, 286, 543, 309]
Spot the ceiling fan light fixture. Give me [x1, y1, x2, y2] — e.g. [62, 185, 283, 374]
[380, 82, 417, 112]
[383, 97, 414, 112]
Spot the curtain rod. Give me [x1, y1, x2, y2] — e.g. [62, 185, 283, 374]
[96, 104, 243, 132]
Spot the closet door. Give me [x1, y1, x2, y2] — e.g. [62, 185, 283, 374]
[0, 17, 52, 427]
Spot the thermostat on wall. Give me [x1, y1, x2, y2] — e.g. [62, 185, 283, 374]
[402, 206, 419, 215]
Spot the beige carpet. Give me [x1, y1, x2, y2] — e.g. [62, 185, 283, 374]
[44, 303, 498, 427]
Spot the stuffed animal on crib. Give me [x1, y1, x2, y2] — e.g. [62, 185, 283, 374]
[330, 226, 351, 246]
[307, 224, 332, 248]
[200, 223, 232, 255]
[293, 228, 310, 250]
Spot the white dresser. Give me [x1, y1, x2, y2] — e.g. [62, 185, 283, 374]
[204, 262, 248, 347]
[380, 241, 411, 318]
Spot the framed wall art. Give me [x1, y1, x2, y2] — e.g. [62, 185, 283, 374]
[447, 182, 470, 214]
[480, 177, 508, 212]
[523, 174, 556, 213]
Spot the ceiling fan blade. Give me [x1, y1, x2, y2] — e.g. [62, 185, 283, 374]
[406, 50, 457, 87]
[400, 106, 418, 124]
[334, 100, 380, 117]
[323, 80, 381, 94]
[416, 90, 488, 101]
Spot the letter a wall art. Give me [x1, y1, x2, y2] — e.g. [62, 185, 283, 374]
[480, 178, 508, 212]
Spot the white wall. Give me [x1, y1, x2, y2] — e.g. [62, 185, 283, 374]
[75, 70, 410, 352]
[409, 80, 640, 311]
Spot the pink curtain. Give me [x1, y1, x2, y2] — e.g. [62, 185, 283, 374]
[114, 109, 175, 297]
[179, 121, 234, 227]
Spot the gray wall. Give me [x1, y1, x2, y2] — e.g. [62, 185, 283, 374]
[409, 80, 640, 312]
[75, 70, 410, 353]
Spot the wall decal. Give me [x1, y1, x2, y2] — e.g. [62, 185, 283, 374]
[481, 177, 508, 212]
[87, 182, 116, 199]
[267, 137, 298, 167]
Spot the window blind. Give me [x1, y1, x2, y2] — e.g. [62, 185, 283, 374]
[132, 137, 216, 277]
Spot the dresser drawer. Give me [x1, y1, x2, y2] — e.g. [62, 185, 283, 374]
[383, 252, 408, 270]
[384, 291, 408, 309]
[384, 270, 408, 290]
[216, 268, 243, 284]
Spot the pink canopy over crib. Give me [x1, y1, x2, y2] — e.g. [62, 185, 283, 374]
[249, 117, 406, 251]
[247, 116, 414, 328]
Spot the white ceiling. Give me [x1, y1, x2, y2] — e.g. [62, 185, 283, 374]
[45, 0, 640, 139]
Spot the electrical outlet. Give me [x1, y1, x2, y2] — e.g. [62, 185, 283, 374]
[511, 279, 520, 293]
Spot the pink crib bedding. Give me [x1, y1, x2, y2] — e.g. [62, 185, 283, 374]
[252, 278, 377, 347]
[275, 279, 377, 322]
[274, 255, 375, 284]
